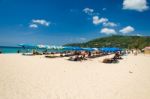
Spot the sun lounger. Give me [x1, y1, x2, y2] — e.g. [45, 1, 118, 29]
[45, 53, 61, 58]
[45, 55, 58, 58]
[22, 53, 34, 56]
[68, 55, 87, 61]
[102, 58, 119, 63]
[33, 52, 43, 55]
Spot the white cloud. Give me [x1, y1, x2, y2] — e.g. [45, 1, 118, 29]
[83, 8, 94, 15]
[119, 26, 135, 34]
[29, 24, 38, 28]
[123, 0, 149, 12]
[32, 19, 50, 26]
[103, 22, 117, 27]
[136, 33, 143, 36]
[29, 19, 50, 28]
[102, 8, 107, 11]
[101, 28, 117, 35]
[93, 16, 108, 25]
[79, 37, 86, 40]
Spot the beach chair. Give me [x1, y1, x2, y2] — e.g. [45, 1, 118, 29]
[68, 55, 86, 61]
[22, 53, 34, 56]
[102, 58, 119, 63]
[45, 55, 58, 58]
[33, 51, 43, 55]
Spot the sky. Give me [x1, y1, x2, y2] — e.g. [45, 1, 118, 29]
[0, 0, 150, 46]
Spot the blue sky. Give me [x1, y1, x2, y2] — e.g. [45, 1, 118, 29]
[0, 0, 150, 46]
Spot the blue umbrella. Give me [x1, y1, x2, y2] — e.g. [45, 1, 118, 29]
[19, 44, 37, 49]
[63, 46, 74, 50]
[99, 47, 108, 52]
[99, 47, 122, 52]
[82, 48, 94, 51]
[112, 47, 122, 52]
[73, 47, 83, 51]
[63, 46, 83, 51]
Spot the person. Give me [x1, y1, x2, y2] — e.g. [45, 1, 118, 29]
[17, 50, 20, 53]
[131, 49, 134, 54]
[103, 58, 113, 63]
[88, 51, 92, 57]
[133, 50, 137, 56]
[112, 52, 122, 60]
[69, 55, 80, 61]
[81, 51, 87, 60]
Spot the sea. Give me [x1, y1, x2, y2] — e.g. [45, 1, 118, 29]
[0, 46, 63, 54]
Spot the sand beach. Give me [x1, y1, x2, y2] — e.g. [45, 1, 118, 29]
[0, 0, 150, 98]
[0, 54, 150, 99]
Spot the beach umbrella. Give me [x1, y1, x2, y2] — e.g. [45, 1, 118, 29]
[99, 47, 122, 53]
[92, 48, 99, 51]
[54, 46, 64, 50]
[99, 47, 107, 52]
[111, 48, 117, 52]
[112, 48, 122, 52]
[82, 48, 94, 51]
[63, 46, 83, 51]
[53, 46, 64, 50]
[45, 45, 55, 49]
[49, 45, 56, 49]
[72, 47, 83, 51]
[113, 47, 122, 52]
[105, 48, 111, 52]
[45, 45, 64, 50]
[63, 46, 74, 50]
[19, 44, 37, 49]
[37, 45, 47, 49]
[44, 45, 50, 49]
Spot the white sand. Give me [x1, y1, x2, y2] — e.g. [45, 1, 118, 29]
[0, 54, 150, 99]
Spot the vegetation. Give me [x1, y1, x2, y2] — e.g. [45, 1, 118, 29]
[64, 35, 150, 49]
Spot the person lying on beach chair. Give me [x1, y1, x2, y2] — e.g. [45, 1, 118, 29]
[45, 55, 58, 58]
[113, 52, 123, 60]
[33, 51, 43, 55]
[45, 53, 61, 58]
[69, 55, 80, 61]
[68, 55, 87, 61]
[102, 58, 119, 63]
[80, 54, 87, 60]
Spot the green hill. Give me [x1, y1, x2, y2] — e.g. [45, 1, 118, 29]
[64, 35, 150, 49]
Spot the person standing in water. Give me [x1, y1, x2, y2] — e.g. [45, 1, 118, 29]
[0, 49, 2, 54]
[17, 50, 20, 53]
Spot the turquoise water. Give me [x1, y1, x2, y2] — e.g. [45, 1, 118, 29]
[0, 46, 23, 53]
[0, 46, 64, 54]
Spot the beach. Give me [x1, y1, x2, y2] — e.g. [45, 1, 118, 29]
[0, 54, 150, 99]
